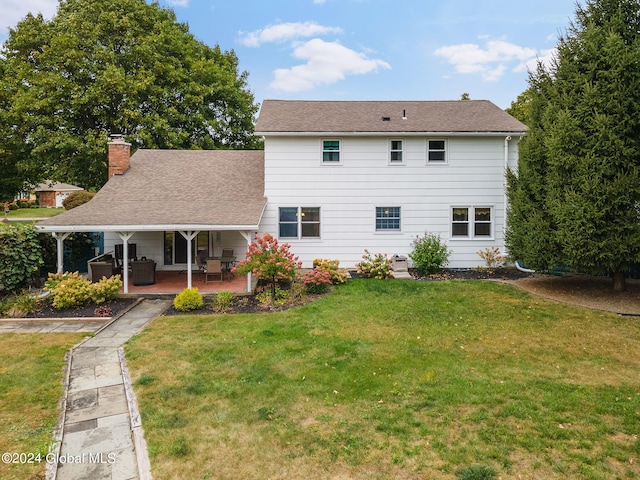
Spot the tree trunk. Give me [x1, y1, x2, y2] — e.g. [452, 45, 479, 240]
[612, 270, 627, 292]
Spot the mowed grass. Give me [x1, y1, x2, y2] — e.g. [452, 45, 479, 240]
[6, 207, 63, 219]
[125, 279, 640, 480]
[0, 333, 86, 480]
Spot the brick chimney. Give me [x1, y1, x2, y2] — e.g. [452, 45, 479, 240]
[108, 134, 131, 179]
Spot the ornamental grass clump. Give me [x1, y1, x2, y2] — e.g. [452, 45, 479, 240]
[173, 288, 204, 312]
[356, 249, 393, 279]
[233, 232, 302, 299]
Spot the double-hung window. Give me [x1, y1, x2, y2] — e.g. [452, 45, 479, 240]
[427, 139, 447, 163]
[390, 140, 404, 164]
[322, 140, 340, 163]
[376, 206, 401, 231]
[279, 207, 321, 239]
[451, 207, 492, 238]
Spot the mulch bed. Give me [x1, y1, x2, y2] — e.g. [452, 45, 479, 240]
[24, 297, 138, 319]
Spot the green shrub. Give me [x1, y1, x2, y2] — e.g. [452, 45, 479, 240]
[256, 288, 287, 306]
[62, 190, 95, 210]
[213, 291, 234, 313]
[46, 271, 93, 309]
[0, 223, 43, 292]
[0, 291, 38, 317]
[174, 288, 204, 312]
[356, 249, 393, 279]
[44, 271, 121, 309]
[409, 232, 450, 275]
[90, 275, 123, 304]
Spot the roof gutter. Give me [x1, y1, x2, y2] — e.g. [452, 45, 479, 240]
[36, 224, 262, 233]
[255, 131, 527, 137]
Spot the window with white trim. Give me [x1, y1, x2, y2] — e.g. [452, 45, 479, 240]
[322, 140, 340, 163]
[428, 139, 447, 163]
[279, 207, 321, 239]
[451, 207, 492, 238]
[389, 139, 403, 164]
[376, 206, 401, 231]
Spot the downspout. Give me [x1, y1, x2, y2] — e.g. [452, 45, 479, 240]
[503, 135, 512, 235]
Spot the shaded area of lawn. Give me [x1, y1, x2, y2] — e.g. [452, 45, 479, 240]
[126, 279, 640, 480]
[0, 333, 87, 480]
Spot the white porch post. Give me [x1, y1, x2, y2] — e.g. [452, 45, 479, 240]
[51, 232, 71, 274]
[178, 231, 199, 289]
[239, 231, 255, 293]
[117, 232, 134, 294]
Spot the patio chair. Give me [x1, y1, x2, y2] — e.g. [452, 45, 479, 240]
[195, 252, 206, 278]
[205, 259, 223, 283]
[221, 248, 236, 279]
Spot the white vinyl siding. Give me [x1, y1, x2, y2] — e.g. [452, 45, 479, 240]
[261, 135, 517, 268]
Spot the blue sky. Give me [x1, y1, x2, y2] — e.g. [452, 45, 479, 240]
[1, 0, 578, 109]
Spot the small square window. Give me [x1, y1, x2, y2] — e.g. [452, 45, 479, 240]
[376, 207, 401, 231]
[428, 140, 446, 163]
[323, 140, 340, 163]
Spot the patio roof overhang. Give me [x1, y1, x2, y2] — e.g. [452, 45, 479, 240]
[37, 223, 262, 233]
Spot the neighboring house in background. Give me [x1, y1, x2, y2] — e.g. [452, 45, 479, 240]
[34, 181, 84, 207]
[37, 100, 527, 292]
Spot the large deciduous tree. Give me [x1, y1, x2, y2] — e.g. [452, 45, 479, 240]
[506, 0, 640, 291]
[0, 0, 261, 194]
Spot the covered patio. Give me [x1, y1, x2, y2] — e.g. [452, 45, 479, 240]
[36, 143, 267, 295]
[122, 270, 254, 295]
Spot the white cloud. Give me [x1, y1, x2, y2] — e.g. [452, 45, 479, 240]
[239, 21, 342, 47]
[270, 38, 390, 92]
[516, 47, 557, 73]
[165, 0, 190, 6]
[434, 39, 539, 82]
[0, 0, 57, 32]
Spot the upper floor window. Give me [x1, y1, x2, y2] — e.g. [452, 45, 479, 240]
[451, 206, 492, 238]
[279, 207, 321, 239]
[376, 206, 401, 231]
[322, 140, 341, 163]
[390, 140, 403, 164]
[428, 139, 447, 163]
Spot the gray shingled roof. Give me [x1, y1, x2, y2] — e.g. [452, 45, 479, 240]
[38, 150, 266, 231]
[34, 181, 83, 192]
[255, 99, 527, 134]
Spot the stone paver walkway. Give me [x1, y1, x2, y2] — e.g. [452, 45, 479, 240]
[52, 299, 170, 480]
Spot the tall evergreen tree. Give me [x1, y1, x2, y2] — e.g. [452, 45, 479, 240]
[0, 0, 261, 193]
[506, 0, 640, 291]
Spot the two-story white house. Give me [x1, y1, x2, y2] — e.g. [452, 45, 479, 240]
[38, 99, 526, 292]
[255, 100, 526, 269]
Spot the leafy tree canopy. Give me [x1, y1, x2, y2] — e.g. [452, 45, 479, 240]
[506, 0, 640, 291]
[0, 0, 261, 194]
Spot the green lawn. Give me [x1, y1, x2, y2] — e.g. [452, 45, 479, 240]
[125, 280, 640, 480]
[5, 207, 64, 219]
[0, 333, 87, 480]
